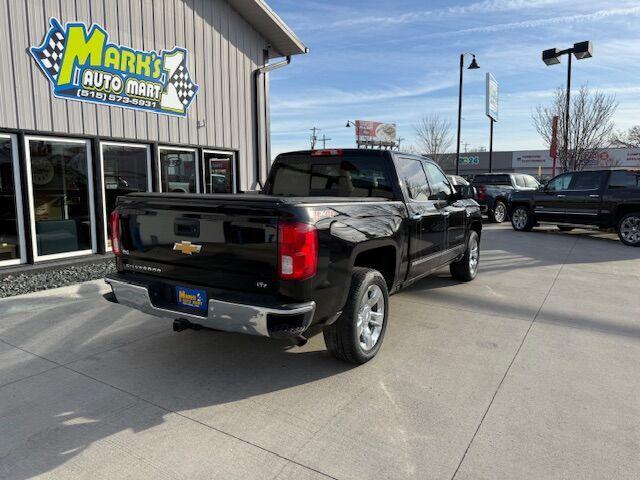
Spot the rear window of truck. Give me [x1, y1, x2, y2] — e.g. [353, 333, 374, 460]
[266, 155, 396, 199]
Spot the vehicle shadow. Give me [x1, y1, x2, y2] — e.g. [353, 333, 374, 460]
[0, 283, 356, 479]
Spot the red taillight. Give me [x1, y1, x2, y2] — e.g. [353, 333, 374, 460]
[311, 149, 343, 157]
[278, 222, 318, 280]
[477, 186, 487, 201]
[109, 210, 122, 257]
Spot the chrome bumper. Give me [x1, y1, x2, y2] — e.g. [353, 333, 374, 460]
[105, 278, 316, 338]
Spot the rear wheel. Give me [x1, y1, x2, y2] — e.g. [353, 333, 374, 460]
[511, 206, 533, 232]
[490, 201, 507, 223]
[618, 212, 640, 247]
[323, 268, 389, 364]
[450, 230, 480, 282]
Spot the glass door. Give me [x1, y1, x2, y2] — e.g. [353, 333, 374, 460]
[203, 150, 236, 193]
[0, 134, 26, 266]
[25, 137, 96, 261]
[101, 142, 152, 251]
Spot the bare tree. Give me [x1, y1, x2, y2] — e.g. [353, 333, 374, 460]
[414, 114, 454, 163]
[532, 86, 617, 172]
[610, 125, 640, 148]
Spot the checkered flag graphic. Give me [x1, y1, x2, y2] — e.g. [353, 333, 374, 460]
[36, 24, 66, 81]
[169, 63, 197, 106]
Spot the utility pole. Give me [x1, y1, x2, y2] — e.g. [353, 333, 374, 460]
[462, 141, 470, 153]
[319, 134, 331, 149]
[310, 127, 320, 149]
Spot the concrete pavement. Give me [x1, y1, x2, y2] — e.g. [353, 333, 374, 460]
[0, 224, 638, 479]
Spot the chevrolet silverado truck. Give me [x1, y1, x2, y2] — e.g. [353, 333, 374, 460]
[509, 169, 640, 246]
[106, 149, 482, 364]
[472, 173, 540, 223]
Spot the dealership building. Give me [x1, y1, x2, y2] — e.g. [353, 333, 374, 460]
[440, 148, 640, 178]
[0, 0, 306, 270]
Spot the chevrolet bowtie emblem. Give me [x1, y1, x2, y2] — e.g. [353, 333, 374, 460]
[173, 241, 202, 255]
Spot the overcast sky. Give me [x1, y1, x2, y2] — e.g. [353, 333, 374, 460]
[267, 0, 640, 156]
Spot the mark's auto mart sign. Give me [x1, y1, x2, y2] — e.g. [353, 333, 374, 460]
[30, 18, 199, 117]
[512, 149, 640, 168]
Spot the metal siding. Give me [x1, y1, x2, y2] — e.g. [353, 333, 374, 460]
[9, 0, 36, 130]
[2, 0, 270, 186]
[75, 0, 98, 136]
[0, 1, 18, 128]
[25, 1, 53, 133]
[129, 0, 148, 141]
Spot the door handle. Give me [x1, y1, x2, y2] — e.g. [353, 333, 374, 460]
[589, 194, 600, 198]
[556, 194, 566, 198]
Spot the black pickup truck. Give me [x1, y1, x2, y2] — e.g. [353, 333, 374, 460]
[106, 149, 482, 364]
[509, 169, 640, 246]
[472, 173, 540, 223]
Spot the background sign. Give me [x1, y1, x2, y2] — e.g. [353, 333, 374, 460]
[355, 120, 397, 143]
[30, 18, 199, 117]
[513, 148, 640, 169]
[485, 73, 499, 122]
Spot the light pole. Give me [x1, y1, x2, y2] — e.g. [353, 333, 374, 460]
[456, 53, 480, 175]
[346, 120, 359, 148]
[542, 41, 593, 171]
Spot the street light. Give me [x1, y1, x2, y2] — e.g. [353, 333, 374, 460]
[455, 53, 481, 175]
[542, 41, 593, 171]
[346, 120, 360, 148]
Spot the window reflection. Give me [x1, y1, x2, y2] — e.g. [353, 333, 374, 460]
[0, 137, 21, 262]
[29, 139, 92, 256]
[103, 144, 150, 247]
[159, 149, 197, 193]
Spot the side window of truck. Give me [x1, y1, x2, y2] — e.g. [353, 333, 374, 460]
[423, 162, 453, 200]
[396, 158, 430, 201]
[546, 173, 573, 192]
[569, 171, 606, 191]
[608, 171, 640, 189]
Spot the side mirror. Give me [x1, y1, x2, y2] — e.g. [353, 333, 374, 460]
[457, 185, 476, 199]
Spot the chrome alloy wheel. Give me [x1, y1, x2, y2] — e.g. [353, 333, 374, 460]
[512, 208, 528, 230]
[620, 215, 640, 245]
[469, 237, 479, 275]
[357, 284, 385, 351]
[494, 203, 506, 222]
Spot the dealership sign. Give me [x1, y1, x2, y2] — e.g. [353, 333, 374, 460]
[30, 18, 199, 117]
[485, 73, 498, 122]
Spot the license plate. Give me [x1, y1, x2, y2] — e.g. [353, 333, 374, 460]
[175, 286, 208, 312]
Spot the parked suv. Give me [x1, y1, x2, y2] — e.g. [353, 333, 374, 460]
[509, 169, 640, 246]
[472, 173, 540, 223]
[106, 149, 483, 364]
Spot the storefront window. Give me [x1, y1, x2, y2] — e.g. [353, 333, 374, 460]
[27, 138, 94, 259]
[203, 151, 235, 193]
[159, 148, 198, 193]
[102, 143, 151, 248]
[0, 135, 24, 265]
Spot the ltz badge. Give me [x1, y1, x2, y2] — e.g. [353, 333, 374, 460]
[30, 18, 199, 117]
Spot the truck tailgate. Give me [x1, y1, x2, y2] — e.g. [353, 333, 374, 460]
[116, 194, 281, 294]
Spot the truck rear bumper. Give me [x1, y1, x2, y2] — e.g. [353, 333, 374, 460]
[105, 277, 316, 339]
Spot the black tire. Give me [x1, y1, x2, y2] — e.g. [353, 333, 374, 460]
[323, 267, 389, 365]
[617, 212, 640, 247]
[450, 230, 480, 282]
[511, 206, 534, 232]
[557, 226, 574, 232]
[489, 201, 507, 223]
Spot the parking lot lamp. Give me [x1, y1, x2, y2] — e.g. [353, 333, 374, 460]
[542, 41, 593, 171]
[456, 54, 480, 175]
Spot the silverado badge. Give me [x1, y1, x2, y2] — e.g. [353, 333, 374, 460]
[173, 241, 202, 255]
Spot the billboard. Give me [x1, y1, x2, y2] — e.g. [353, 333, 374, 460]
[355, 120, 397, 143]
[485, 73, 498, 122]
